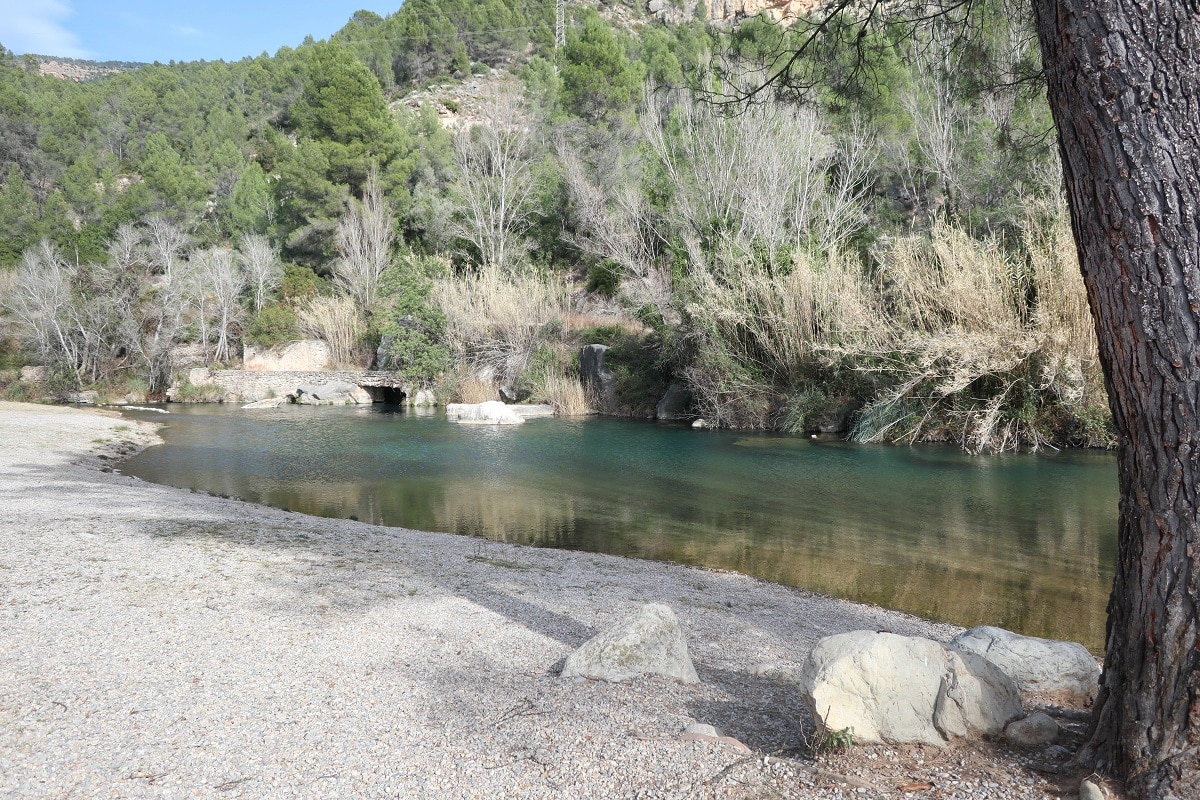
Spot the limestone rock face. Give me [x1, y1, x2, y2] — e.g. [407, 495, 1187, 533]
[244, 340, 332, 372]
[19, 365, 47, 383]
[580, 344, 617, 413]
[446, 401, 525, 425]
[561, 604, 700, 684]
[798, 631, 1021, 747]
[950, 626, 1100, 705]
[646, 0, 821, 25]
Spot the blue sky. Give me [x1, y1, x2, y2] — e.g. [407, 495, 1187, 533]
[0, 1, 397, 63]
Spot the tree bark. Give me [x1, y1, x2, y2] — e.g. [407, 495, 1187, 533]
[1032, 1, 1200, 796]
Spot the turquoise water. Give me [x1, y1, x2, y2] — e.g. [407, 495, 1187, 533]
[119, 404, 1118, 649]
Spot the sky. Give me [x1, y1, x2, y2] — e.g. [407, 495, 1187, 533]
[0, 0, 397, 63]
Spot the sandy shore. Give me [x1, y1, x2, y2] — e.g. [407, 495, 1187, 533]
[0, 402, 1082, 799]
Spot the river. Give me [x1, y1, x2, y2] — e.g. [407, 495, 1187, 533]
[118, 404, 1118, 650]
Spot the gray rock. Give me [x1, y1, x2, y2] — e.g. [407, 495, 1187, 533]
[655, 381, 692, 421]
[445, 401, 525, 425]
[561, 603, 699, 684]
[692, 419, 709, 429]
[293, 382, 371, 406]
[412, 389, 437, 407]
[68, 390, 99, 404]
[798, 631, 1021, 747]
[951, 626, 1100, 705]
[580, 344, 617, 413]
[1003, 712, 1059, 747]
[684, 723, 723, 737]
[1079, 779, 1105, 800]
[19, 365, 47, 382]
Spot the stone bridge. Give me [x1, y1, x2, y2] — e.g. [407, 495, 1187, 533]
[187, 369, 416, 405]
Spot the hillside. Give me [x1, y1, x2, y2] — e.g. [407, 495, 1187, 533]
[0, 0, 1111, 451]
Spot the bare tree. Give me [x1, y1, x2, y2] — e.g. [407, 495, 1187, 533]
[333, 167, 394, 310]
[133, 217, 192, 393]
[192, 247, 245, 364]
[450, 89, 541, 272]
[238, 234, 283, 312]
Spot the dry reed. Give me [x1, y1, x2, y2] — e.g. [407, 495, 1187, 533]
[433, 264, 571, 392]
[297, 295, 366, 369]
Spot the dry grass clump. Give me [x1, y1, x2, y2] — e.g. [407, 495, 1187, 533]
[681, 248, 878, 428]
[454, 373, 501, 403]
[852, 204, 1107, 452]
[532, 369, 591, 416]
[433, 264, 571, 395]
[297, 296, 367, 369]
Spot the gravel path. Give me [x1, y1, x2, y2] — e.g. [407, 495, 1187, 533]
[0, 402, 1080, 799]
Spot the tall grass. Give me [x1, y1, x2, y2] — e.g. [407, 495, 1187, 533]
[531, 369, 591, 416]
[297, 296, 367, 369]
[851, 204, 1107, 452]
[679, 201, 1109, 451]
[680, 247, 879, 428]
[433, 264, 571, 394]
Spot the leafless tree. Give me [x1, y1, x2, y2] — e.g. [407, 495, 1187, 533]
[191, 247, 245, 365]
[641, 89, 872, 267]
[450, 89, 541, 272]
[238, 234, 283, 311]
[333, 167, 394, 311]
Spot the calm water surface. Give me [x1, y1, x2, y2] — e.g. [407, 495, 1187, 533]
[119, 404, 1118, 650]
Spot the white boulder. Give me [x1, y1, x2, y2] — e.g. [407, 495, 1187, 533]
[950, 626, 1100, 705]
[446, 401, 525, 425]
[294, 382, 372, 405]
[561, 604, 699, 684]
[798, 631, 1021, 747]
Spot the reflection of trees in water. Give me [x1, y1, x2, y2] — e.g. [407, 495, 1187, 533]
[143, 421, 1114, 652]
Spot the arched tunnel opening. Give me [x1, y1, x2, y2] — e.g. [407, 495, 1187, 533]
[363, 385, 406, 405]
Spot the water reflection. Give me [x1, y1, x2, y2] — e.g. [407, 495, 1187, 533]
[119, 404, 1117, 650]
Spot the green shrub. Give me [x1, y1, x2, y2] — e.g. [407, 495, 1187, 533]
[585, 259, 622, 296]
[245, 304, 300, 348]
[280, 263, 327, 304]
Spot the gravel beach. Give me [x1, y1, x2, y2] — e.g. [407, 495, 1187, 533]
[0, 402, 1088, 799]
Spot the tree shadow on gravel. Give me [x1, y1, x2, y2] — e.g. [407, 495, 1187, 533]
[686, 666, 814, 755]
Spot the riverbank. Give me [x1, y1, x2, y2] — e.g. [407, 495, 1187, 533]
[0, 402, 1093, 798]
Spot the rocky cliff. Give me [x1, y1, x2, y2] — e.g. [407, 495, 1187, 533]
[646, 0, 822, 26]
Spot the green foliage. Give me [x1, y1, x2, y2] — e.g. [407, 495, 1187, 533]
[245, 304, 300, 347]
[373, 255, 451, 384]
[280, 263, 328, 303]
[586, 259, 623, 296]
[560, 11, 646, 124]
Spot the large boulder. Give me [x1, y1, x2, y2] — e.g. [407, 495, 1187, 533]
[294, 382, 372, 405]
[950, 626, 1100, 705]
[561, 604, 699, 684]
[798, 631, 1021, 747]
[580, 344, 617, 413]
[446, 401, 525, 425]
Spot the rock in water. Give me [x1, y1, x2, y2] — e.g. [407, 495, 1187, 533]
[445, 401, 525, 425]
[950, 626, 1100, 705]
[798, 631, 1021, 747]
[561, 604, 699, 684]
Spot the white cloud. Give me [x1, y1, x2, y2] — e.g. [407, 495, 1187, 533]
[0, 0, 88, 57]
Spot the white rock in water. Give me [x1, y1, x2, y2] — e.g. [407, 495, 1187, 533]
[951, 626, 1100, 705]
[561, 604, 699, 684]
[446, 401, 525, 425]
[798, 631, 1021, 747]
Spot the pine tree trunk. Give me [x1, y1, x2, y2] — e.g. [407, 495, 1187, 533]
[1032, 2, 1200, 796]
